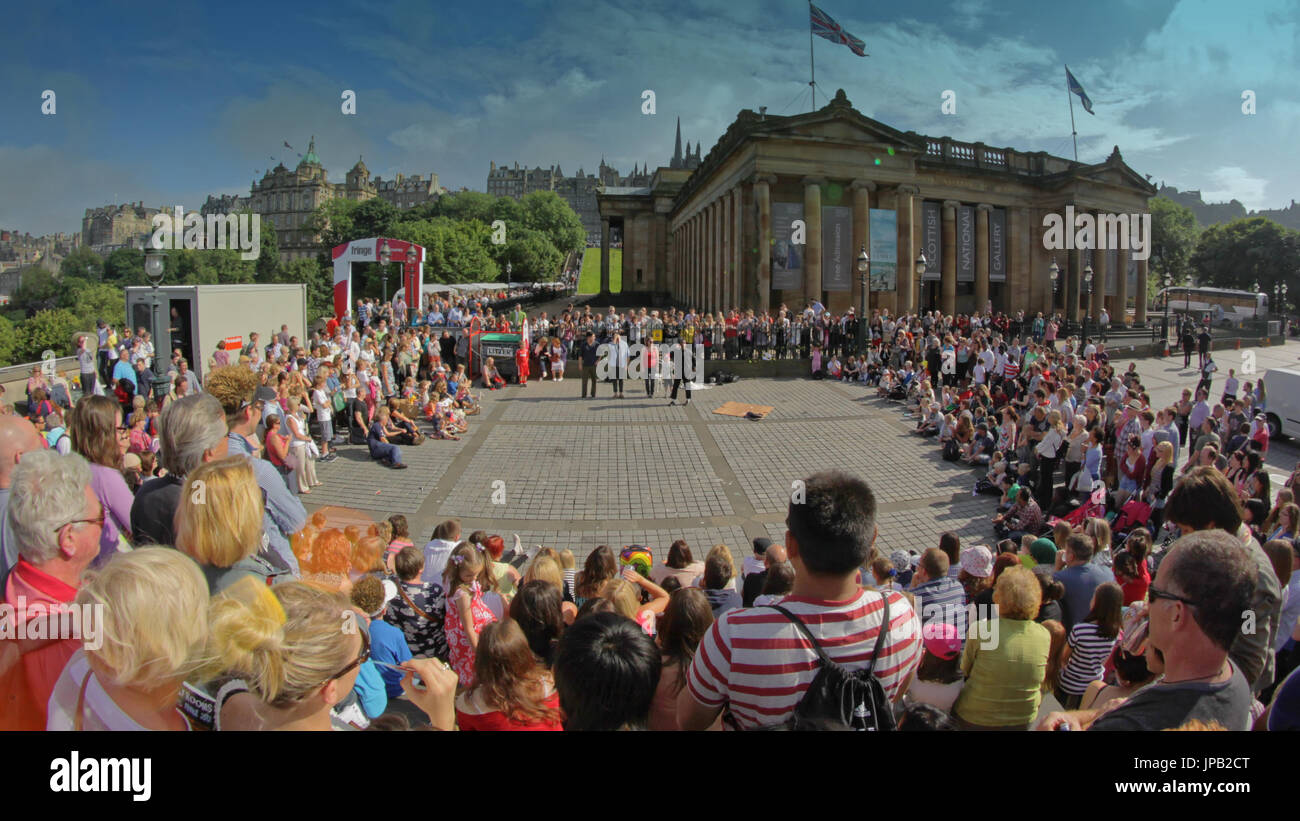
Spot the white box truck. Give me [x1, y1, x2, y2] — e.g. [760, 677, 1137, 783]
[1262, 367, 1300, 440]
[125, 283, 307, 381]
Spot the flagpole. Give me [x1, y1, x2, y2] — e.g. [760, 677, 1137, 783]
[808, 0, 816, 111]
[1066, 66, 1078, 162]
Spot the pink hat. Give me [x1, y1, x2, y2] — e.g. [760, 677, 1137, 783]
[922, 622, 962, 660]
[960, 545, 995, 578]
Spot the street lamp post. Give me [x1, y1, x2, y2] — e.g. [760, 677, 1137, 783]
[1083, 264, 1093, 345]
[1049, 258, 1060, 316]
[378, 240, 391, 304]
[507, 262, 513, 295]
[915, 252, 927, 314]
[856, 246, 869, 357]
[143, 248, 170, 404]
[1170, 268, 1180, 345]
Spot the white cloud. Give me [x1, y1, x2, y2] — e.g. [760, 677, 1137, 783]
[1200, 166, 1269, 205]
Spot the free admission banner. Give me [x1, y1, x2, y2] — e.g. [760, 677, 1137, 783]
[771, 202, 804, 291]
[956, 205, 975, 283]
[989, 208, 1007, 282]
[921, 201, 942, 281]
[869, 208, 897, 292]
[822, 205, 852, 291]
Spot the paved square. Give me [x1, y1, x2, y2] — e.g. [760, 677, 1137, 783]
[301, 340, 1300, 569]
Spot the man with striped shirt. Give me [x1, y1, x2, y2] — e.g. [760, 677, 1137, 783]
[678, 471, 923, 730]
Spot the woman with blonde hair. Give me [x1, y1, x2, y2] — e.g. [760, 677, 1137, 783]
[1033, 409, 1067, 507]
[175, 456, 284, 594]
[206, 579, 399, 731]
[46, 548, 210, 730]
[67, 394, 135, 565]
[951, 565, 1052, 730]
[1143, 439, 1176, 533]
[523, 554, 579, 624]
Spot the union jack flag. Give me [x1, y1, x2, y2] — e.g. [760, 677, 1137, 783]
[810, 4, 868, 57]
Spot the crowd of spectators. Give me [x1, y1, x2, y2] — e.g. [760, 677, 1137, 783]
[2, 293, 1299, 732]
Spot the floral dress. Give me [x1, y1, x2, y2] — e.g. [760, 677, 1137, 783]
[445, 581, 497, 687]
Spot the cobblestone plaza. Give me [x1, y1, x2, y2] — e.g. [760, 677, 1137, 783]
[305, 341, 1300, 568]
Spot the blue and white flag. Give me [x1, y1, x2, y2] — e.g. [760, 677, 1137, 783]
[1065, 66, 1094, 115]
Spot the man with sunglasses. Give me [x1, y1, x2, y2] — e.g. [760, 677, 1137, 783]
[1038, 529, 1257, 731]
[2, 450, 104, 728]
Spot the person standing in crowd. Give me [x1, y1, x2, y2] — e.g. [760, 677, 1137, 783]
[0, 415, 45, 581]
[204, 365, 306, 574]
[678, 471, 922, 730]
[554, 612, 661, 730]
[1039, 530, 1257, 731]
[65, 396, 134, 568]
[46, 548, 209, 730]
[4, 451, 103, 728]
[130, 394, 229, 546]
[1164, 466, 1281, 696]
[579, 331, 600, 399]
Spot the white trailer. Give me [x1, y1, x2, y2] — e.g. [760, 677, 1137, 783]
[125, 283, 307, 381]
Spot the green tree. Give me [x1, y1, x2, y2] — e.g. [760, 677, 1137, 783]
[60, 246, 104, 282]
[434, 191, 495, 224]
[17, 308, 83, 362]
[59, 281, 125, 330]
[14, 267, 60, 314]
[351, 198, 399, 240]
[0, 316, 18, 367]
[1189, 217, 1300, 301]
[104, 247, 146, 285]
[307, 199, 360, 251]
[254, 216, 281, 283]
[1148, 196, 1199, 296]
[282, 258, 334, 320]
[391, 217, 498, 284]
[521, 190, 585, 256]
[496, 225, 562, 281]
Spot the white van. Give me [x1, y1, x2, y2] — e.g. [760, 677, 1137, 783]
[1263, 368, 1300, 439]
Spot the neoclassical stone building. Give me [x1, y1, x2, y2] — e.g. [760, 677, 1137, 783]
[598, 90, 1157, 323]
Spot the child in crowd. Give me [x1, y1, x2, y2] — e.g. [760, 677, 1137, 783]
[559, 549, 577, 598]
[442, 542, 499, 688]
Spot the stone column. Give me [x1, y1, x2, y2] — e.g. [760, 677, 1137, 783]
[712, 200, 722, 314]
[1068, 247, 1082, 324]
[1114, 245, 1129, 327]
[897, 185, 918, 316]
[716, 198, 726, 315]
[733, 187, 744, 311]
[1135, 255, 1148, 325]
[941, 199, 959, 317]
[976, 204, 992, 314]
[851, 180, 875, 317]
[755, 175, 774, 313]
[600, 218, 611, 294]
[1091, 235, 1105, 323]
[803, 177, 825, 309]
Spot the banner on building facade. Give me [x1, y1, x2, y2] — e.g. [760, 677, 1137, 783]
[921, 201, 942, 281]
[989, 208, 1006, 282]
[822, 205, 852, 291]
[956, 205, 975, 283]
[1127, 256, 1138, 306]
[868, 208, 897, 292]
[771, 202, 804, 291]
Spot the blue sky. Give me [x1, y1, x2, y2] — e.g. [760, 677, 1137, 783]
[3, 0, 1298, 235]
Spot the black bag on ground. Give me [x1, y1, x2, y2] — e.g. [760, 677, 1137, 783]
[765, 596, 896, 731]
[942, 439, 961, 461]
